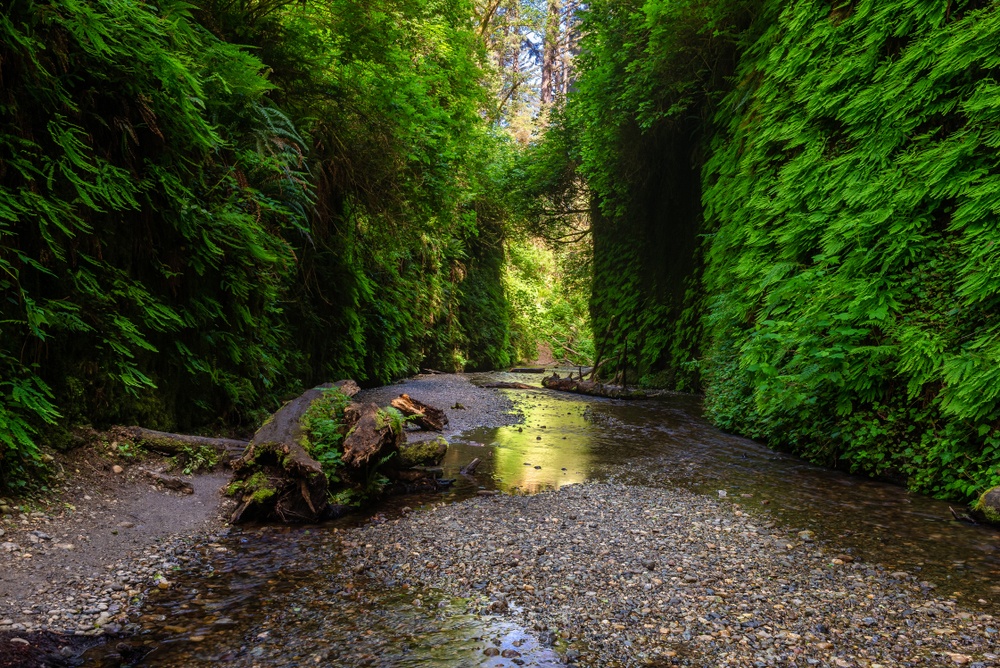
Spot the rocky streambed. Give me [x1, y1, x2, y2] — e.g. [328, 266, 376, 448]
[3, 371, 999, 667]
[348, 483, 999, 667]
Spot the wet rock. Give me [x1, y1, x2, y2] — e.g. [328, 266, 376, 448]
[398, 438, 448, 467]
[974, 486, 1000, 525]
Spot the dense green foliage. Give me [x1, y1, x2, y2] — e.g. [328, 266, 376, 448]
[301, 388, 354, 482]
[0, 0, 520, 489]
[564, 0, 761, 389]
[559, 0, 1000, 501]
[1, 0, 309, 486]
[505, 239, 593, 365]
[11, 0, 996, 508]
[703, 0, 1000, 500]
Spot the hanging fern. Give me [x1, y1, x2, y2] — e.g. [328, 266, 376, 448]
[702, 0, 1000, 501]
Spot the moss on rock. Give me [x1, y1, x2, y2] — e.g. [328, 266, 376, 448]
[399, 437, 448, 467]
[974, 487, 1000, 525]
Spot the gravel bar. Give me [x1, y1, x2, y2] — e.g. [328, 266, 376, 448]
[357, 373, 524, 436]
[344, 483, 999, 667]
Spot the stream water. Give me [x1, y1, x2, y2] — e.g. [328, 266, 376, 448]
[82, 371, 1000, 666]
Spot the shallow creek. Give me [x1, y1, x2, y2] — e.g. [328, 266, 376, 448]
[83, 371, 1000, 666]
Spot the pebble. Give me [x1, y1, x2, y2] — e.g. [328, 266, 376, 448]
[347, 483, 999, 667]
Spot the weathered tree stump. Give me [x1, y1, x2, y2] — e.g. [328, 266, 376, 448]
[229, 380, 359, 523]
[342, 403, 405, 467]
[389, 394, 449, 431]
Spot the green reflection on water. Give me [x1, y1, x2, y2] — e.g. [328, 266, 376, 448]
[445, 396, 596, 493]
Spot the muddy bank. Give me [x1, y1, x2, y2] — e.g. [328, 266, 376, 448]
[347, 483, 999, 667]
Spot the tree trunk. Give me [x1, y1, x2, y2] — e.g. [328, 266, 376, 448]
[229, 380, 359, 524]
[389, 394, 449, 431]
[541, 0, 561, 105]
[119, 427, 248, 463]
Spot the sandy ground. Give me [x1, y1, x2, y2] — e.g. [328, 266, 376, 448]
[0, 442, 234, 664]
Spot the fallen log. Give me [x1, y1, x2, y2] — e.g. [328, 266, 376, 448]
[389, 394, 449, 431]
[119, 427, 248, 463]
[541, 373, 657, 399]
[481, 381, 536, 390]
[229, 380, 359, 524]
[511, 367, 547, 373]
[140, 468, 194, 494]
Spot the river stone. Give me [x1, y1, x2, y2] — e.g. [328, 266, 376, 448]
[398, 437, 448, 467]
[974, 486, 1000, 524]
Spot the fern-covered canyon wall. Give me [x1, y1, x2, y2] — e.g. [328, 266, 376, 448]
[0, 0, 520, 488]
[570, 0, 1000, 501]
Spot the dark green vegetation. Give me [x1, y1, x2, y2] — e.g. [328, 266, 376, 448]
[5, 0, 998, 510]
[0, 0, 525, 489]
[553, 0, 1000, 502]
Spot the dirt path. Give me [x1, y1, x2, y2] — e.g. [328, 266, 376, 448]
[0, 445, 233, 663]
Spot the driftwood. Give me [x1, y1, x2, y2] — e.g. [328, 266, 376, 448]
[120, 427, 248, 463]
[229, 380, 359, 524]
[511, 367, 547, 373]
[542, 373, 656, 399]
[460, 457, 482, 475]
[481, 381, 535, 390]
[389, 394, 449, 431]
[140, 468, 194, 494]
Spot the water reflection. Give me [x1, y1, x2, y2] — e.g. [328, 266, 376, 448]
[445, 396, 594, 492]
[468, 372, 1000, 607]
[83, 526, 564, 667]
[83, 370, 1000, 666]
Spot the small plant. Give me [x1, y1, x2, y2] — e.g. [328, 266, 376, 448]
[110, 440, 139, 459]
[301, 388, 354, 481]
[173, 445, 219, 475]
[374, 406, 408, 434]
